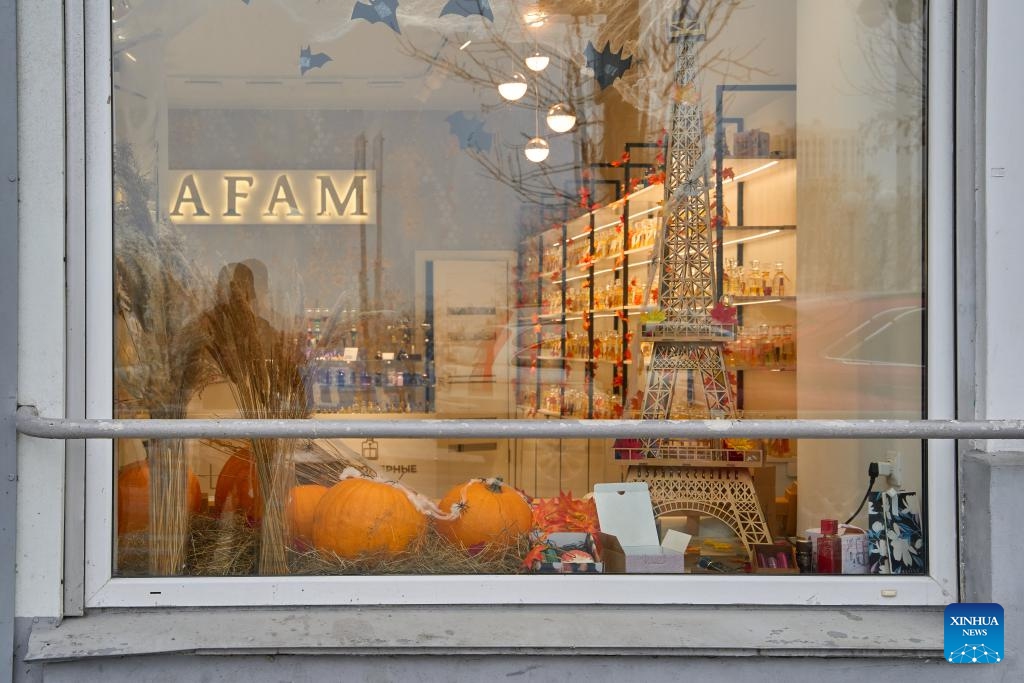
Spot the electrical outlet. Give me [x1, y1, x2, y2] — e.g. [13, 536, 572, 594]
[884, 450, 902, 488]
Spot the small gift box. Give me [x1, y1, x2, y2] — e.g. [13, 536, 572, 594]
[530, 532, 603, 574]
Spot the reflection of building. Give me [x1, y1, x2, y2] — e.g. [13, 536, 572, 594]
[798, 125, 867, 179]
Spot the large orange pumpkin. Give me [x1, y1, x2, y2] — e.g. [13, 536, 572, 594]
[286, 484, 328, 542]
[213, 451, 262, 522]
[312, 478, 426, 559]
[435, 478, 533, 551]
[117, 459, 203, 535]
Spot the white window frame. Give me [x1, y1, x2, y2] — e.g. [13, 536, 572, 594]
[82, 0, 958, 608]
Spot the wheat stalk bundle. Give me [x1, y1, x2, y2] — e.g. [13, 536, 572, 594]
[201, 264, 311, 575]
[114, 145, 214, 576]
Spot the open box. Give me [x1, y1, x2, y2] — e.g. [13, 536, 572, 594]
[593, 482, 689, 573]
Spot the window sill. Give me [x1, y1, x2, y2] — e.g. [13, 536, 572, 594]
[26, 605, 944, 661]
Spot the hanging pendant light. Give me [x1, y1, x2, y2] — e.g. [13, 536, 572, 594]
[546, 102, 577, 133]
[525, 51, 549, 72]
[497, 72, 528, 101]
[525, 137, 550, 163]
[525, 82, 549, 163]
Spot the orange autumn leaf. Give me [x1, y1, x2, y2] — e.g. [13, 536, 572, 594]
[531, 491, 600, 535]
[522, 543, 548, 570]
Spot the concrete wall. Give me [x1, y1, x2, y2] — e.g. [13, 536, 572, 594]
[14, 0, 66, 622]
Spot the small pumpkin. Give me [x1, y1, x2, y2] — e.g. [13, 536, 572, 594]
[286, 483, 328, 542]
[312, 478, 426, 559]
[117, 459, 203, 535]
[213, 451, 262, 522]
[435, 477, 533, 551]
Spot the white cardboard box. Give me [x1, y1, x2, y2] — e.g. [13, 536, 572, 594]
[805, 524, 870, 574]
[594, 482, 689, 573]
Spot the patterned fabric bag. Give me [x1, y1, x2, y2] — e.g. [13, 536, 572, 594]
[867, 489, 926, 574]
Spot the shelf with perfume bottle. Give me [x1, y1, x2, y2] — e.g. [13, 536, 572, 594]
[562, 182, 664, 241]
[709, 84, 801, 434]
[515, 166, 665, 419]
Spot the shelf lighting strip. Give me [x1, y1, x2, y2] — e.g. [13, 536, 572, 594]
[561, 255, 655, 282]
[720, 229, 782, 246]
[564, 206, 663, 244]
[722, 160, 780, 184]
[731, 298, 783, 307]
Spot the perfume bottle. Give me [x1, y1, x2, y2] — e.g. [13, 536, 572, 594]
[775, 262, 788, 297]
[748, 260, 761, 296]
[816, 519, 842, 574]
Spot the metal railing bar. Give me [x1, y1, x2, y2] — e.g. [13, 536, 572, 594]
[14, 406, 1024, 441]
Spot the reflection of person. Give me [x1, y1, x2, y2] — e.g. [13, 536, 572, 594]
[205, 261, 280, 384]
[240, 258, 269, 319]
[216, 262, 256, 311]
[204, 259, 313, 414]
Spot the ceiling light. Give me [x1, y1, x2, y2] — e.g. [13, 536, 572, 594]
[459, 39, 472, 50]
[497, 72, 528, 101]
[525, 51, 549, 72]
[524, 10, 548, 28]
[525, 137, 550, 163]
[545, 102, 576, 133]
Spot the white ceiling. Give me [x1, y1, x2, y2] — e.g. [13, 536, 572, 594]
[114, 0, 600, 111]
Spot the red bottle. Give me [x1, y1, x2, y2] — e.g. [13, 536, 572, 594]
[816, 519, 842, 574]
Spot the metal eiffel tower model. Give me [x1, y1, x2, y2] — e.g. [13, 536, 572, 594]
[626, 10, 772, 554]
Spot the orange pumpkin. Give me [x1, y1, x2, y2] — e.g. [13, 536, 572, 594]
[435, 478, 533, 551]
[312, 478, 426, 559]
[117, 459, 203, 535]
[286, 484, 328, 542]
[213, 451, 262, 522]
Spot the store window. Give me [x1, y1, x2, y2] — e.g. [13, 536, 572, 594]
[94, 0, 948, 601]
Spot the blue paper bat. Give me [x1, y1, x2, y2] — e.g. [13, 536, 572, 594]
[352, 0, 401, 34]
[446, 112, 492, 153]
[439, 0, 493, 22]
[300, 46, 332, 75]
[584, 41, 633, 90]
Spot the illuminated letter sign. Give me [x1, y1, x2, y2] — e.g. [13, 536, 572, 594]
[166, 170, 376, 225]
[169, 174, 210, 218]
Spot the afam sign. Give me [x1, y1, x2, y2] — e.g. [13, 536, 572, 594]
[167, 170, 376, 225]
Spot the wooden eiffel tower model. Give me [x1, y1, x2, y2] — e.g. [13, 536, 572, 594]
[626, 10, 772, 554]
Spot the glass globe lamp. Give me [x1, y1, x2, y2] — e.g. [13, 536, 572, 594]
[524, 137, 550, 163]
[497, 72, 529, 101]
[546, 102, 577, 133]
[525, 51, 550, 72]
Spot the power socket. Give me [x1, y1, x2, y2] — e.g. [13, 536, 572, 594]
[875, 452, 903, 489]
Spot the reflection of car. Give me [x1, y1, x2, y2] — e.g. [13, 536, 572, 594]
[823, 305, 923, 368]
[797, 294, 925, 419]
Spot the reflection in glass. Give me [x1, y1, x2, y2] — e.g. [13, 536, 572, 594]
[111, 1, 928, 578]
